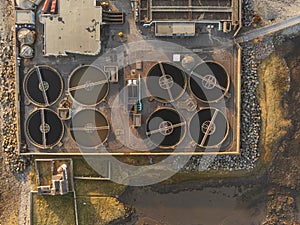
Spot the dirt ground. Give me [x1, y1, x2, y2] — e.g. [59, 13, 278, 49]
[262, 35, 300, 225]
[0, 0, 31, 224]
[254, 0, 300, 23]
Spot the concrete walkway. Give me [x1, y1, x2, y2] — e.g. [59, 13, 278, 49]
[236, 15, 300, 43]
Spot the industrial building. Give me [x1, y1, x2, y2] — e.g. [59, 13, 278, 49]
[137, 0, 241, 36]
[40, 0, 102, 56]
[14, 0, 242, 155]
[36, 159, 73, 195]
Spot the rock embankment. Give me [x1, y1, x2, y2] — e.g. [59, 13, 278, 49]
[0, 2, 30, 173]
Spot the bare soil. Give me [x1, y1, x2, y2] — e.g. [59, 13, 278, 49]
[254, 0, 300, 23]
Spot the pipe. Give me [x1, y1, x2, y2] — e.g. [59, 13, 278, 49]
[50, 0, 57, 13]
[42, 0, 52, 12]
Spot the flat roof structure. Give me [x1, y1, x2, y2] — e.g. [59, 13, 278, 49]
[40, 0, 102, 56]
[155, 22, 196, 36]
[139, 0, 241, 35]
[139, 0, 239, 22]
[15, 10, 35, 25]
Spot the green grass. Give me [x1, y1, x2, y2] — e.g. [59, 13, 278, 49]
[162, 168, 258, 185]
[32, 193, 75, 225]
[74, 180, 127, 196]
[72, 158, 100, 177]
[36, 161, 52, 186]
[77, 197, 127, 225]
[257, 53, 291, 164]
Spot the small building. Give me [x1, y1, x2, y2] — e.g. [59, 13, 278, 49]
[15, 10, 35, 25]
[155, 22, 196, 37]
[36, 160, 71, 196]
[50, 164, 69, 195]
[40, 0, 102, 56]
[37, 185, 51, 194]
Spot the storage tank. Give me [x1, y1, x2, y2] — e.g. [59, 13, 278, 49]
[17, 28, 35, 45]
[26, 108, 64, 149]
[146, 62, 187, 103]
[189, 107, 229, 148]
[69, 65, 109, 106]
[146, 107, 186, 149]
[70, 109, 110, 148]
[20, 45, 34, 58]
[24, 65, 63, 106]
[189, 61, 230, 103]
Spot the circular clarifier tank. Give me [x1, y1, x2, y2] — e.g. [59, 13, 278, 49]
[189, 108, 229, 148]
[146, 63, 187, 103]
[146, 108, 186, 149]
[69, 65, 109, 106]
[26, 108, 64, 149]
[70, 109, 110, 148]
[189, 62, 230, 103]
[24, 66, 63, 106]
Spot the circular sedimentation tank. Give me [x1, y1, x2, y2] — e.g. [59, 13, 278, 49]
[69, 65, 109, 106]
[146, 108, 186, 149]
[24, 65, 63, 106]
[70, 109, 110, 148]
[146, 62, 187, 103]
[189, 108, 229, 148]
[26, 108, 64, 149]
[189, 62, 230, 103]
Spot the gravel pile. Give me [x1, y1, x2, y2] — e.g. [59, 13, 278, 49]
[0, 31, 30, 173]
[183, 41, 262, 172]
[242, 0, 255, 27]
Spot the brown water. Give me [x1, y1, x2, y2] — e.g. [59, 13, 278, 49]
[121, 185, 266, 225]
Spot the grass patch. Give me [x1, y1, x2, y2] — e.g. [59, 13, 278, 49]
[115, 156, 168, 166]
[35, 161, 52, 186]
[162, 168, 258, 184]
[75, 180, 127, 196]
[32, 193, 75, 225]
[73, 158, 100, 177]
[77, 197, 127, 225]
[257, 53, 291, 164]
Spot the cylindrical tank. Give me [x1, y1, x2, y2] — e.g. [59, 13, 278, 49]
[70, 109, 110, 148]
[24, 65, 63, 106]
[146, 107, 186, 149]
[20, 45, 34, 58]
[69, 65, 109, 106]
[26, 108, 64, 149]
[189, 61, 230, 103]
[189, 107, 229, 148]
[146, 62, 187, 103]
[181, 55, 196, 70]
[17, 28, 35, 45]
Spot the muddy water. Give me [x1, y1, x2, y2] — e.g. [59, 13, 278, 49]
[120, 185, 266, 225]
